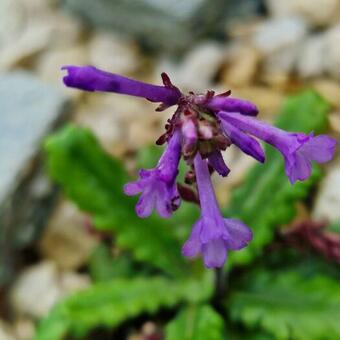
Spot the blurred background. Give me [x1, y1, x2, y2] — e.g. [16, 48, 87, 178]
[1, 0, 340, 339]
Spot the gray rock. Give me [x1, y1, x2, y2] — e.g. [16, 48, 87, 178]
[0, 72, 69, 287]
[62, 0, 229, 53]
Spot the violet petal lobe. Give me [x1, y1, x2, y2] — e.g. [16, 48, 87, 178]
[208, 150, 230, 177]
[202, 239, 227, 268]
[223, 218, 253, 250]
[62, 65, 181, 106]
[299, 134, 337, 163]
[207, 96, 259, 116]
[124, 130, 182, 218]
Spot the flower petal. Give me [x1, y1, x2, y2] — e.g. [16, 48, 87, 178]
[285, 152, 312, 184]
[155, 191, 172, 218]
[219, 118, 265, 163]
[123, 181, 142, 195]
[208, 97, 258, 116]
[62, 65, 181, 105]
[300, 135, 337, 163]
[208, 150, 230, 177]
[135, 191, 155, 218]
[202, 239, 227, 268]
[182, 221, 202, 258]
[223, 218, 252, 250]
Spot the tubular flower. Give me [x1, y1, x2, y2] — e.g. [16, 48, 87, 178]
[218, 111, 337, 183]
[124, 129, 182, 218]
[182, 153, 252, 268]
[62, 65, 336, 268]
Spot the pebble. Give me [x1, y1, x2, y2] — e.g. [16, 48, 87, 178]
[157, 42, 225, 91]
[329, 112, 340, 134]
[313, 161, 340, 222]
[59, 272, 91, 296]
[89, 32, 140, 74]
[37, 45, 89, 96]
[231, 86, 285, 117]
[0, 0, 24, 49]
[73, 93, 141, 152]
[296, 35, 327, 78]
[215, 149, 257, 205]
[0, 320, 15, 340]
[9, 261, 91, 320]
[263, 46, 300, 78]
[222, 45, 260, 87]
[312, 79, 340, 109]
[266, 0, 340, 26]
[252, 16, 308, 56]
[39, 201, 99, 271]
[0, 22, 52, 71]
[324, 25, 340, 80]
[10, 261, 61, 319]
[12, 319, 35, 340]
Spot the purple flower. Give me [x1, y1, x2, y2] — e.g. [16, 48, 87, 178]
[208, 150, 230, 177]
[207, 95, 259, 116]
[219, 117, 265, 163]
[219, 111, 337, 183]
[62, 64, 336, 269]
[62, 65, 181, 107]
[181, 118, 198, 158]
[182, 153, 252, 268]
[124, 130, 182, 218]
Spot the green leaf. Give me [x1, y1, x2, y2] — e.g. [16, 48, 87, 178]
[165, 305, 225, 340]
[44, 125, 192, 277]
[88, 245, 134, 282]
[226, 90, 330, 266]
[228, 269, 340, 340]
[35, 274, 214, 340]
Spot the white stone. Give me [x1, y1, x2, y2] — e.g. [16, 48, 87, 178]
[0, 0, 24, 49]
[266, 0, 340, 26]
[10, 261, 61, 319]
[39, 201, 99, 271]
[296, 34, 327, 78]
[252, 16, 308, 56]
[264, 45, 300, 75]
[0, 22, 52, 71]
[43, 13, 83, 48]
[37, 45, 89, 92]
[13, 319, 35, 340]
[313, 163, 340, 222]
[89, 33, 139, 74]
[222, 44, 260, 87]
[157, 42, 225, 91]
[324, 25, 340, 80]
[0, 320, 15, 340]
[59, 272, 91, 296]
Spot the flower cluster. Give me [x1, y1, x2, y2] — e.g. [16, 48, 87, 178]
[62, 65, 336, 268]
